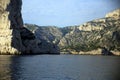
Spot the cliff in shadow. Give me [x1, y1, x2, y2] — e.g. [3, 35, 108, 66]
[0, 0, 60, 54]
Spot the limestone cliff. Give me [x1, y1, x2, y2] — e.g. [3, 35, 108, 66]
[59, 9, 120, 55]
[105, 9, 120, 19]
[24, 9, 120, 55]
[0, 0, 24, 54]
[0, 0, 60, 54]
[24, 24, 61, 54]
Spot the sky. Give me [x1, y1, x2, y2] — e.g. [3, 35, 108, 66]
[22, 0, 120, 27]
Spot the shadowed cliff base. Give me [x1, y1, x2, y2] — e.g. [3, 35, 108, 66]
[9, 0, 25, 54]
[19, 27, 60, 55]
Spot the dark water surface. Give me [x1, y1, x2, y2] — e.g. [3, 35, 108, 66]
[0, 55, 120, 80]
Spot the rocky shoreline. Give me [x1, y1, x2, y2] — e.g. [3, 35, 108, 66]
[0, 0, 120, 55]
[60, 48, 120, 56]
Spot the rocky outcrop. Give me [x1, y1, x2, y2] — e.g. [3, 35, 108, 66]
[22, 8, 120, 55]
[58, 9, 120, 55]
[34, 26, 63, 44]
[25, 9, 120, 55]
[25, 24, 78, 46]
[0, 0, 60, 54]
[105, 9, 120, 19]
[20, 27, 60, 54]
[0, 0, 24, 54]
[79, 48, 102, 55]
[2, 1, 118, 55]
[24, 24, 61, 54]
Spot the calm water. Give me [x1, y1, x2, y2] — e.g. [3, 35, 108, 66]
[0, 55, 120, 80]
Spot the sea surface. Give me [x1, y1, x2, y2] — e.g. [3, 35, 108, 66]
[0, 55, 120, 80]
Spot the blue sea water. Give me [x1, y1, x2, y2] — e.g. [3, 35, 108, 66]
[0, 55, 120, 80]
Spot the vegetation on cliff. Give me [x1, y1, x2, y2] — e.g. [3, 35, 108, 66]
[0, 0, 119, 55]
[25, 9, 120, 55]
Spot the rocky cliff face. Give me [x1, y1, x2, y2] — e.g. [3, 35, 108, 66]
[59, 9, 120, 55]
[0, 0, 60, 54]
[24, 24, 61, 54]
[0, 0, 24, 54]
[25, 24, 78, 45]
[35, 26, 63, 44]
[105, 9, 120, 19]
[25, 9, 120, 55]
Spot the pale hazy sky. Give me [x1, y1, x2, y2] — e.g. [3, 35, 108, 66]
[22, 0, 120, 27]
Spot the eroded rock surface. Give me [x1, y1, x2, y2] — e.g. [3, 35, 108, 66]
[0, 0, 24, 54]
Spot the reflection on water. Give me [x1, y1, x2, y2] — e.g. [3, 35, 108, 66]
[0, 55, 12, 80]
[0, 55, 120, 80]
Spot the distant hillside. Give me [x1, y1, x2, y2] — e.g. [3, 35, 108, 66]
[25, 9, 120, 55]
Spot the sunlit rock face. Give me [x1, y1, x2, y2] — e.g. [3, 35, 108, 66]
[0, 0, 24, 54]
[105, 9, 120, 19]
[58, 9, 120, 55]
[24, 9, 120, 55]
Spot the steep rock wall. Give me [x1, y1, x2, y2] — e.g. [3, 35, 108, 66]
[0, 0, 60, 54]
[0, 0, 24, 54]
